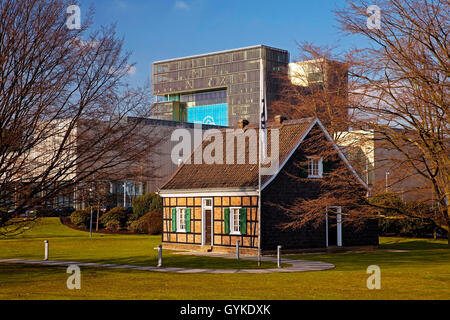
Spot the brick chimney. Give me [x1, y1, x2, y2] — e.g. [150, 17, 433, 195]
[274, 115, 287, 125]
[238, 119, 249, 129]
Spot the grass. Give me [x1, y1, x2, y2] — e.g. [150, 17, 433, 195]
[0, 218, 278, 269]
[0, 218, 449, 300]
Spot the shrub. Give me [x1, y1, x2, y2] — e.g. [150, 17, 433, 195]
[369, 192, 406, 215]
[371, 193, 444, 237]
[379, 216, 439, 237]
[132, 194, 152, 220]
[70, 206, 99, 229]
[100, 206, 128, 231]
[127, 220, 140, 233]
[129, 211, 162, 235]
[70, 209, 91, 228]
[131, 192, 162, 220]
[149, 193, 163, 214]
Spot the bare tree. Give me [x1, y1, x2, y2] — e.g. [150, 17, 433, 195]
[271, 1, 448, 244]
[269, 43, 378, 232]
[266, 126, 376, 233]
[0, 0, 159, 235]
[334, 0, 449, 244]
[75, 180, 114, 231]
[271, 42, 352, 139]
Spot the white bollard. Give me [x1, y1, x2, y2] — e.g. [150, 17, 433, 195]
[236, 240, 240, 261]
[154, 245, 162, 267]
[44, 240, 49, 261]
[277, 245, 282, 268]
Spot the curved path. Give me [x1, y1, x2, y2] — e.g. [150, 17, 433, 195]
[0, 254, 334, 274]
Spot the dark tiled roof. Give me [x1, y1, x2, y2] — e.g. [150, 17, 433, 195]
[126, 116, 226, 130]
[160, 118, 316, 191]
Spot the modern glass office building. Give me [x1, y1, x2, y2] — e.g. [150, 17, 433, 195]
[151, 45, 289, 127]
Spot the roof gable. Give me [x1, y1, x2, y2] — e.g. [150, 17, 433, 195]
[159, 117, 368, 192]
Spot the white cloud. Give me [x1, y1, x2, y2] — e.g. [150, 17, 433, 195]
[125, 65, 137, 76]
[108, 65, 136, 77]
[174, 1, 189, 10]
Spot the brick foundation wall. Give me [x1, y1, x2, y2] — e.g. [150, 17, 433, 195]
[162, 242, 259, 255]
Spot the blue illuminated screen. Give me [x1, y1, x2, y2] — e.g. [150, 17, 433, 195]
[187, 104, 228, 126]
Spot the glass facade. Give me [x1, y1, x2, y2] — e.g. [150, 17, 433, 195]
[152, 45, 289, 126]
[109, 181, 146, 208]
[181, 89, 226, 107]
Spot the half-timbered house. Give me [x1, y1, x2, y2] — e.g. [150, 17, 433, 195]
[158, 117, 378, 254]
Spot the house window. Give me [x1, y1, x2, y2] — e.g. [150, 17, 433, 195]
[177, 208, 186, 232]
[308, 157, 323, 178]
[230, 207, 241, 235]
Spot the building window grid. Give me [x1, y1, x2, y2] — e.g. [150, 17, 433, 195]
[154, 50, 288, 79]
[181, 89, 227, 106]
[153, 49, 264, 76]
[156, 60, 261, 83]
[153, 48, 289, 124]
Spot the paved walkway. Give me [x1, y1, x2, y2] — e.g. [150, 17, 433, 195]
[0, 253, 334, 274]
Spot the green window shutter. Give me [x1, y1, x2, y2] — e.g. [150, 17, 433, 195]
[240, 208, 247, 235]
[172, 208, 177, 232]
[323, 160, 332, 173]
[185, 208, 191, 233]
[299, 155, 309, 178]
[224, 208, 230, 234]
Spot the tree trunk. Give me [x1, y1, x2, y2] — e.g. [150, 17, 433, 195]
[447, 221, 450, 249]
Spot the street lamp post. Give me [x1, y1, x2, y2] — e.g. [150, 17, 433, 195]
[123, 182, 127, 208]
[385, 171, 390, 192]
[89, 186, 93, 238]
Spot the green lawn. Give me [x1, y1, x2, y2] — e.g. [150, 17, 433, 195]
[0, 218, 277, 269]
[0, 218, 449, 300]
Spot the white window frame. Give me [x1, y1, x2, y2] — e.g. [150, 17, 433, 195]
[177, 207, 187, 233]
[307, 156, 323, 178]
[230, 207, 241, 235]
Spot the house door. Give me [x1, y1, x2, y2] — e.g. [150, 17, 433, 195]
[202, 198, 213, 246]
[326, 207, 342, 247]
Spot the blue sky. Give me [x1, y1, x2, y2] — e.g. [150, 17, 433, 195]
[78, 0, 355, 87]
